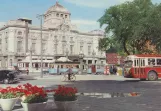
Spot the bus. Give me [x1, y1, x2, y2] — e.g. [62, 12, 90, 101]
[124, 54, 161, 81]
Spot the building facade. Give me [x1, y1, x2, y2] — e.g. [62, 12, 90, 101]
[0, 2, 106, 71]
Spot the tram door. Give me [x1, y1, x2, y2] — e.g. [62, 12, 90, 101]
[134, 58, 145, 78]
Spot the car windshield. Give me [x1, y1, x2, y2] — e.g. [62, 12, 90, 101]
[124, 60, 133, 68]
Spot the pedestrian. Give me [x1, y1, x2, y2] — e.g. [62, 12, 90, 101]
[113, 66, 117, 75]
[68, 66, 72, 80]
[110, 66, 113, 75]
[26, 68, 29, 75]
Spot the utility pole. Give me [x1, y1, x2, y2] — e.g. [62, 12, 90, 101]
[37, 14, 44, 78]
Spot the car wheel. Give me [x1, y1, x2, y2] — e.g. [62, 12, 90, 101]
[148, 71, 158, 81]
[3, 79, 9, 84]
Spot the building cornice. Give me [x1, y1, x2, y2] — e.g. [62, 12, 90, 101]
[0, 24, 104, 37]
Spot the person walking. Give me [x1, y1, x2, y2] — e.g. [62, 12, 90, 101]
[68, 66, 72, 80]
[113, 66, 117, 75]
[110, 66, 113, 75]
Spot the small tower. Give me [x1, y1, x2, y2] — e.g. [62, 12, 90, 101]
[43, 2, 71, 28]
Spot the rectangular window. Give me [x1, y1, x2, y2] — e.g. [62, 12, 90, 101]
[70, 45, 73, 54]
[140, 59, 143, 66]
[88, 46, 91, 55]
[148, 58, 155, 65]
[42, 43, 46, 54]
[6, 37, 8, 51]
[134, 60, 136, 66]
[143, 60, 145, 66]
[80, 46, 83, 52]
[32, 43, 36, 53]
[157, 59, 161, 65]
[54, 44, 57, 54]
[137, 59, 139, 66]
[62, 36, 65, 41]
[62, 44, 65, 54]
[17, 41, 22, 52]
[70, 37, 73, 41]
[54, 36, 57, 40]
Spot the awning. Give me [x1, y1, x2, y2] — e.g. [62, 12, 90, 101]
[56, 57, 72, 62]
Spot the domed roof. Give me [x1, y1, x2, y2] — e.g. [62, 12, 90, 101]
[45, 2, 70, 14]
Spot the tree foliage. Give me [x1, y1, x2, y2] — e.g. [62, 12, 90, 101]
[98, 0, 161, 55]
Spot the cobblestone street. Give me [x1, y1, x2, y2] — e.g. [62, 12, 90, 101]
[1, 75, 161, 111]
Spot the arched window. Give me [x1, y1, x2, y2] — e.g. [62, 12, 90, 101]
[61, 14, 63, 17]
[56, 13, 59, 17]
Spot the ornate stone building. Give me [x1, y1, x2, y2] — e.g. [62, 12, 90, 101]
[0, 2, 105, 70]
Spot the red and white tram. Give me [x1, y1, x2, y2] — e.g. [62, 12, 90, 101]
[124, 54, 161, 81]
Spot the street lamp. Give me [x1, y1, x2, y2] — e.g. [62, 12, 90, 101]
[37, 14, 44, 78]
[79, 51, 84, 74]
[25, 46, 33, 75]
[28, 46, 32, 74]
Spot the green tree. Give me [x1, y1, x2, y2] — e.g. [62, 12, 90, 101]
[98, 0, 161, 55]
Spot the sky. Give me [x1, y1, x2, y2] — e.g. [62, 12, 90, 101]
[0, 0, 160, 32]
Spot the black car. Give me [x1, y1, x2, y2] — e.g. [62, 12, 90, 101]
[0, 70, 19, 84]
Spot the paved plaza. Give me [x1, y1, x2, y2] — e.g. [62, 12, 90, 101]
[1, 74, 161, 111]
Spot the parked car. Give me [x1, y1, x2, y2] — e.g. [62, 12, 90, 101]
[0, 70, 19, 84]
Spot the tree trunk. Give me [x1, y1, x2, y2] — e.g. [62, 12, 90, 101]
[123, 40, 130, 55]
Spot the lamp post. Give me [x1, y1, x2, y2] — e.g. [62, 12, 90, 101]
[29, 46, 32, 74]
[37, 14, 44, 78]
[26, 46, 32, 75]
[79, 51, 84, 74]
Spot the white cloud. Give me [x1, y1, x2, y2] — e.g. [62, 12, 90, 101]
[71, 19, 103, 32]
[64, 0, 133, 8]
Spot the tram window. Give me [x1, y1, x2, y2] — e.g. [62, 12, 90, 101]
[157, 59, 161, 65]
[141, 60, 143, 66]
[137, 60, 139, 66]
[134, 60, 136, 66]
[143, 60, 145, 66]
[61, 65, 63, 68]
[148, 58, 155, 65]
